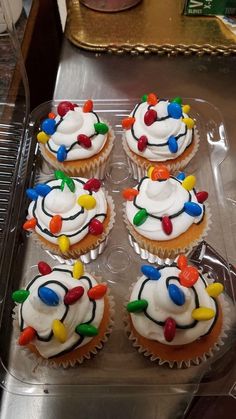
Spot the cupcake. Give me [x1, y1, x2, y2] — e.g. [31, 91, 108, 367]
[122, 94, 199, 181]
[126, 255, 226, 367]
[23, 172, 115, 261]
[123, 165, 210, 260]
[12, 261, 113, 367]
[37, 100, 114, 178]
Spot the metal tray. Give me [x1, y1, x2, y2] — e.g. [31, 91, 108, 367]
[0, 98, 235, 396]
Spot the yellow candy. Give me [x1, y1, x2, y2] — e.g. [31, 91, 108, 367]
[52, 319, 67, 343]
[182, 175, 196, 191]
[147, 166, 154, 178]
[77, 194, 96, 210]
[192, 307, 215, 321]
[182, 104, 190, 114]
[73, 260, 84, 279]
[206, 282, 224, 298]
[57, 235, 70, 253]
[37, 131, 49, 144]
[182, 117, 195, 129]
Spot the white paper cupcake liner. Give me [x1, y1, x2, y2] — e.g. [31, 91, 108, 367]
[122, 129, 200, 181]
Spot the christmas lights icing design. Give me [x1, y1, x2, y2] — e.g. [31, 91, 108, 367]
[122, 94, 195, 161]
[23, 172, 107, 252]
[127, 255, 224, 345]
[123, 165, 208, 240]
[37, 100, 109, 162]
[12, 261, 108, 358]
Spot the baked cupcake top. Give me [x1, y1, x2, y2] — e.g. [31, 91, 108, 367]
[127, 255, 224, 346]
[122, 93, 194, 162]
[23, 172, 107, 252]
[123, 165, 208, 241]
[37, 100, 109, 163]
[12, 261, 108, 358]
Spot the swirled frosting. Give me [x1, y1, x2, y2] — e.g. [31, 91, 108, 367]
[124, 99, 193, 161]
[18, 266, 106, 358]
[129, 264, 219, 346]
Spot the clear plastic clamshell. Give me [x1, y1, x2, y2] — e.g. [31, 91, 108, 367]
[0, 98, 235, 397]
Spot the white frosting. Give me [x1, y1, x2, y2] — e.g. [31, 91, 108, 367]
[19, 266, 105, 358]
[27, 178, 107, 245]
[45, 107, 108, 160]
[130, 266, 217, 346]
[126, 177, 204, 240]
[125, 101, 193, 161]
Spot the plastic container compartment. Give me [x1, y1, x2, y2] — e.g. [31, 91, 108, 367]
[0, 98, 235, 397]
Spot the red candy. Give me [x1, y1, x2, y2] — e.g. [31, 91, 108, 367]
[122, 188, 139, 201]
[23, 218, 37, 230]
[83, 178, 101, 192]
[179, 266, 199, 287]
[151, 165, 170, 181]
[48, 112, 56, 119]
[49, 215, 62, 234]
[122, 117, 135, 130]
[18, 327, 36, 346]
[161, 216, 173, 235]
[89, 219, 104, 235]
[177, 254, 188, 270]
[147, 93, 158, 105]
[64, 286, 84, 305]
[88, 283, 107, 300]
[57, 101, 74, 117]
[196, 191, 208, 203]
[83, 99, 93, 113]
[77, 134, 92, 148]
[138, 135, 148, 152]
[164, 318, 176, 342]
[38, 261, 52, 276]
[144, 109, 157, 126]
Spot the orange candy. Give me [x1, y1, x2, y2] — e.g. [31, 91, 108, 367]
[151, 165, 170, 181]
[88, 283, 107, 300]
[179, 266, 199, 288]
[83, 99, 93, 113]
[23, 218, 37, 230]
[49, 215, 62, 234]
[147, 93, 158, 106]
[122, 117, 136, 130]
[177, 255, 188, 270]
[48, 112, 56, 119]
[18, 326, 36, 346]
[122, 188, 139, 201]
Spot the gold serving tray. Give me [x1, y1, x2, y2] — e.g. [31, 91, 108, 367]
[65, 0, 236, 55]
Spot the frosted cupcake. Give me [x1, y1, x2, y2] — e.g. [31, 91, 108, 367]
[37, 100, 114, 178]
[12, 261, 113, 367]
[23, 172, 115, 261]
[122, 94, 199, 181]
[123, 165, 210, 260]
[126, 255, 226, 367]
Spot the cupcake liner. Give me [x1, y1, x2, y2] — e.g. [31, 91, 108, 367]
[39, 121, 115, 179]
[123, 202, 212, 260]
[122, 129, 200, 181]
[125, 283, 233, 368]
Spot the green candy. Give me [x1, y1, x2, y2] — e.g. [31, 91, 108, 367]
[75, 323, 99, 337]
[94, 122, 109, 135]
[133, 209, 148, 226]
[171, 96, 182, 105]
[12, 289, 30, 303]
[127, 299, 148, 313]
[61, 176, 75, 193]
[54, 170, 66, 180]
[141, 94, 148, 103]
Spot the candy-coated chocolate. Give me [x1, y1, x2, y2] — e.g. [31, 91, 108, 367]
[179, 266, 199, 287]
[122, 188, 139, 201]
[137, 135, 148, 151]
[144, 109, 157, 126]
[35, 184, 52, 197]
[182, 175, 196, 191]
[94, 122, 109, 134]
[141, 94, 148, 102]
[77, 134, 92, 148]
[127, 299, 148, 313]
[177, 254, 188, 270]
[167, 102, 182, 119]
[83, 178, 101, 192]
[18, 327, 36, 346]
[75, 323, 98, 337]
[77, 194, 96, 210]
[48, 112, 56, 119]
[88, 283, 107, 300]
[176, 172, 186, 181]
[182, 117, 195, 129]
[182, 104, 190, 114]
[161, 216, 173, 235]
[38, 286, 59, 306]
[164, 317, 176, 342]
[64, 286, 84, 305]
[57, 145, 67, 162]
[83, 99, 93, 113]
[205, 282, 224, 298]
[147, 166, 154, 178]
[23, 218, 37, 230]
[52, 319, 67, 343]
[167, 136, 178, 153]
[26, 188, 39, 201]
[147, 93, 158, 105]
[37, 131, 49, 144]
[192, 307, 215, 321]
[73, 261, 84, 279]
[41, 118, 56, 135]
[196, 191, 208, 203]
[54, 170, 66, 180]
[89, 219, 103, 235]
[122, 117, 136, 130]
[168, 284, 185, 306]
[49, 215, 62, 234]
[133, 208, 148, 226]
[57, 101, 74, 117]
[141, 265, 161, 280]
[171, 96, 182, 105]
[38, 261, 52, 276]
[184, 202, 202, 217]
[61, 176, 75, 193]
[151, 165, 170, 181]
[12, 289, 30, 303]
[57, 235, 70, 252]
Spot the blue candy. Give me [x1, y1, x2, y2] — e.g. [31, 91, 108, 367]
[57, 145, 67, 162]
[176, 172, 186, 181]
[26, 188, 39, 201]
[184, 202, 202, 217]
[167, 102, 182, 119]
[168, 284, 185, 306]
[38, 287, 59, 306]
[141, 265, 161, 280]
[41, 118, 56, 135]
[168, 136, 178, 153]
[35, 184, 52, 197]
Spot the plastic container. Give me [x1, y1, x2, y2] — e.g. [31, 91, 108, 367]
[0, 98, 235, 397]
